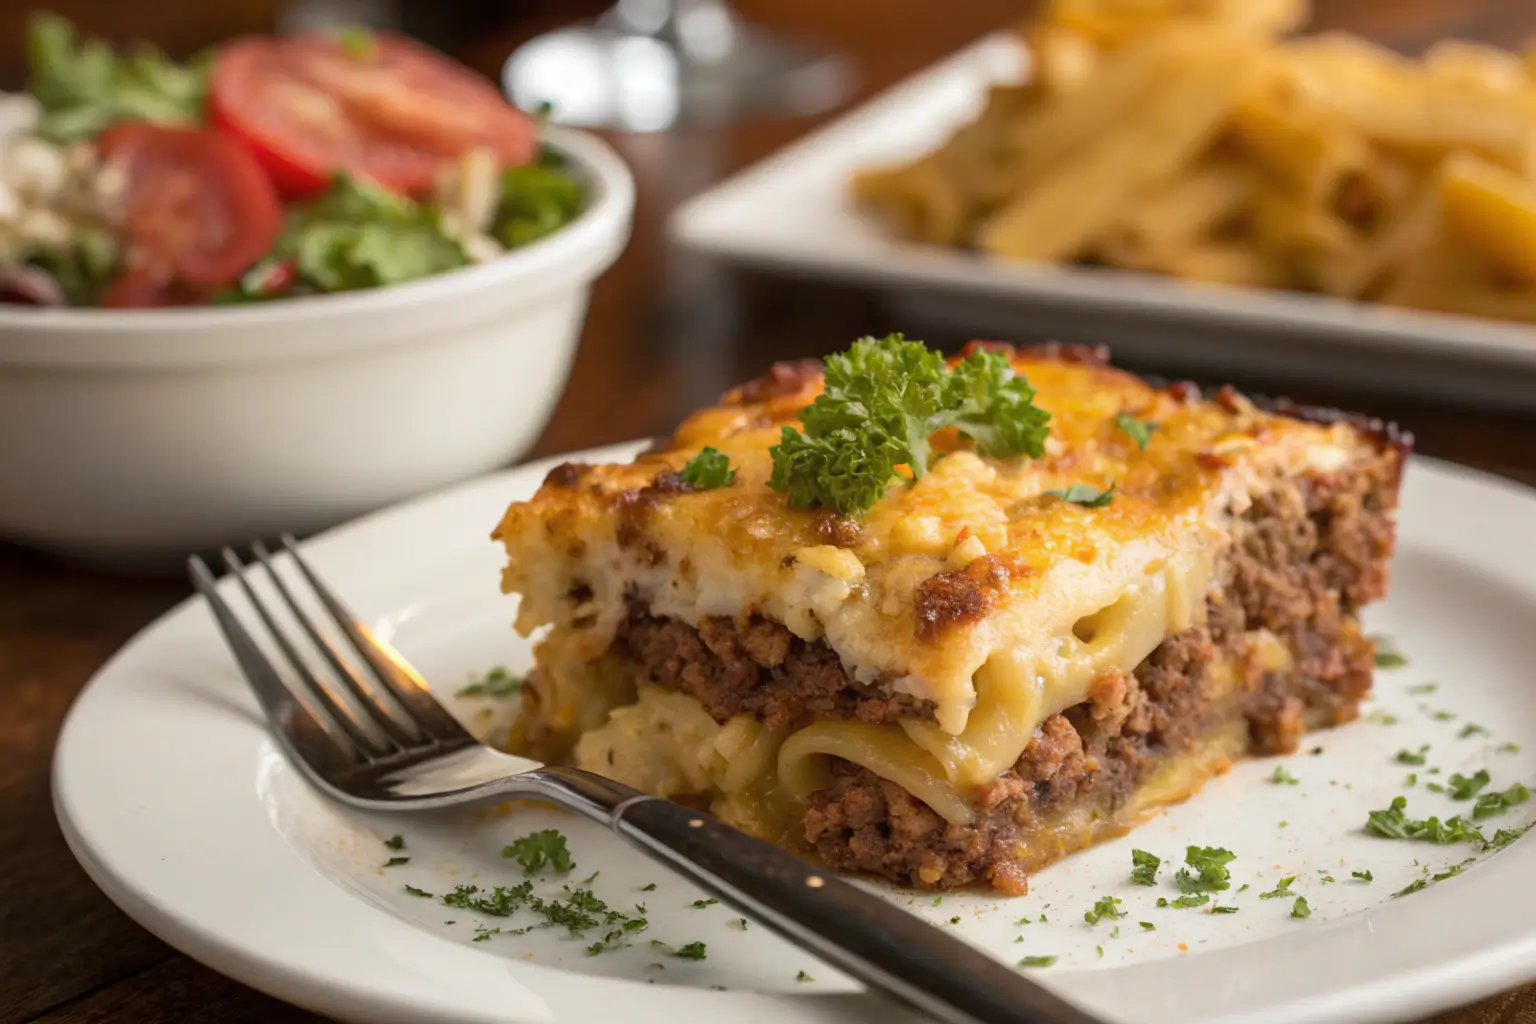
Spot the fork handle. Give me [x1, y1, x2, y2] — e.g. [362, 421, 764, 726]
[612, 795, 1102, 1024]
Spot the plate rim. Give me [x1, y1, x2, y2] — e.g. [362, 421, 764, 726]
[51, 446, 1536, 1024]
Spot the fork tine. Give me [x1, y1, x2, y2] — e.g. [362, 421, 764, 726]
[187, 554, 362, 763]
[219, 548, 396, 760]
[244, 542, 426, 751]
[280, 534, 473, 744]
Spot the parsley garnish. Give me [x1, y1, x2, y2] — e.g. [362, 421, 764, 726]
[796, 970, 814, 982]
[1459, 723, 1491, 739]
[1499, 743, 1521, 754]
[503, 829, 575, 876]
[384, 835, 405, 850]
[404, 885, 433, 898]
[1488, 824, 1532, 849]
[1351, 870, 1373, 883]
[1291, 897, 1311, 919]
[1115, 414, 1157, 450]
[651, 939, 707, 960]
[442, 880, 648, 954]
[1018, 955, 1058, 968]
[456, 666, 524, 698]
[1432, 859, 1475, 881]
[1259, 877, 1296, 899]
[1366, 710, 1400, 725]
[1166, 894, 1210, 909]
[1084, 896, 1124, 925]
[1407, 682, 1438, 695]
[1130, 849, 1160, 886]
[383, 856, 409, 867]
[731, 918, 748, 930]
[641, 883, 658, 891]
[1271, 765, 1299, 785]
[1372, 636, 1408, 668]
[443, 881, 534, 917]
[1211, 906, 1239, 914]
[1430, 709, 1457, 722]
[767, 336, 1051, 516]
[692, 898, 719, 909]
[1365, 796, 1487, 845]
[1139, 921, 1155, 931]
[1473, 783, 1530, 820]
[679, 447, 735, 490]
[1175, 846, 1236, 893]
[1396, 746, 1429, 765]
[1448, 770, 1491, 800]
[1394, 878, 1428, 897]
[1044, 483, 1116, 508]
[1365, 797, 1416, 839]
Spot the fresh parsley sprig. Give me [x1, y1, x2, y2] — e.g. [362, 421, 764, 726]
[768, 335, 1051, 517]
[1365, 795, 1488, 845]
[1175, 846, 1236, 894]
[1083, 896, 1124, 925]
[1115, 414, 1158, 450]
[1129, 849, 1160, 886]
[1044, 484, 1116, 508]
[1473, 783, 1530, 820]
[680, 447, 735, 489]
[502, 829, 575, 875]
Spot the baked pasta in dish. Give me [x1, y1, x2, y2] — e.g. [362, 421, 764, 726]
[492, 337, 1409, 893]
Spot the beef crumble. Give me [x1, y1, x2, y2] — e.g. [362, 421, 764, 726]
[615, 608, 933, 732]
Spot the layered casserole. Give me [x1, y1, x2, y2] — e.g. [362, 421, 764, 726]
[492, 338, 1408, 892]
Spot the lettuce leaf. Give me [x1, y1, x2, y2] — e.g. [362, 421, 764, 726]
[27, 12, 210, 143]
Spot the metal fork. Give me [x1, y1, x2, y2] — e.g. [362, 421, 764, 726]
[188, 536, 1103, 1024]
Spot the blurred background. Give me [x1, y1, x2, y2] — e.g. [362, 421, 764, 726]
[5, 0, 1516, 453]
[2, 0, 1533, 544]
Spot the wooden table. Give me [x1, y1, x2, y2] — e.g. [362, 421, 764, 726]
[4, 1, 1536, 1021]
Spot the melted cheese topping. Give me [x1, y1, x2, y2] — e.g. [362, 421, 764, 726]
[496, 348, 1385, 816]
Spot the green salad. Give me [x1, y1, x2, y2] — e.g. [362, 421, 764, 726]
[0, 14, 585, 309]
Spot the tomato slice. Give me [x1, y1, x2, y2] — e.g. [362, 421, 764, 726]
[98, 266, 214, 309]
[210, 34, 538, 198]
[98, 124, 282, 296]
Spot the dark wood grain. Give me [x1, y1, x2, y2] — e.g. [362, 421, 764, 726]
[29, 958, 312, 1024]
[2, 1, 1535, 1022]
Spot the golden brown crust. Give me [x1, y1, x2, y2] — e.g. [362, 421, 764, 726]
[494, 339, 1409, 742]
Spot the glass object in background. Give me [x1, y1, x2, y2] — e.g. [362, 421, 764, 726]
[503, 0, 854, 131]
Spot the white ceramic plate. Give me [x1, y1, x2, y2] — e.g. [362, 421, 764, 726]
[54, 443, 1536, 1024]
[667, 35, 1536, 411]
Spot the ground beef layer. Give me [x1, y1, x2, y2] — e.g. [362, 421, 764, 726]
[613, 609, 934, 732]
[609, 449, 1400, 891]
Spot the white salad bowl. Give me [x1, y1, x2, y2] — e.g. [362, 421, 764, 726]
[0, 126, 633, 565]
